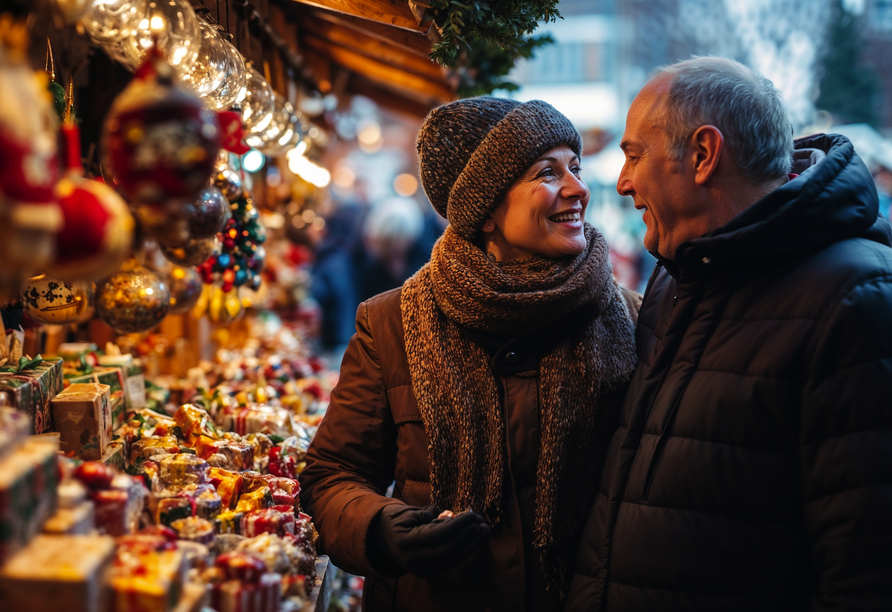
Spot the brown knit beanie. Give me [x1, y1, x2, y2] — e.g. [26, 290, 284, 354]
[416, 96, 583, 242]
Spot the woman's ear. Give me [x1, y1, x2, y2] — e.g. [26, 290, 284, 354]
[482, 218, 496, 233]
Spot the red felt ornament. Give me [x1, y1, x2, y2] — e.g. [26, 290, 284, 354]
[47, 123, 134, 282]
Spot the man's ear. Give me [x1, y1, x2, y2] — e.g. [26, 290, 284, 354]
[690, 125, 724, 186]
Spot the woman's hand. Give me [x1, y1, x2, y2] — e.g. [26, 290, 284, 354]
[370, 504, 491, 578]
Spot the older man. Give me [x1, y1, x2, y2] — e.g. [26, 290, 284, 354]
[567, 57, 892, 611]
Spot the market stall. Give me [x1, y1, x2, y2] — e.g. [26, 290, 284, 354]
[0, 0, 458, 610]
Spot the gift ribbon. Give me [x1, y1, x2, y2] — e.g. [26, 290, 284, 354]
[0, 354, 44, 374]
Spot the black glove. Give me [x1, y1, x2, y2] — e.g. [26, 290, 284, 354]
[368, 504, 490, 578]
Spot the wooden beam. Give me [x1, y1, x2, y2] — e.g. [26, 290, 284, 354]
[289, 0, 429, 33]
[302, 7, 433, 58]
[301, 34, 454, 102]
[304, 19, 444, 81]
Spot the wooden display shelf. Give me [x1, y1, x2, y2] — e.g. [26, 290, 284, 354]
[303, 556, 332, 612]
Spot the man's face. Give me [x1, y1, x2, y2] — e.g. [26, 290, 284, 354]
[617, 77, 713, 260]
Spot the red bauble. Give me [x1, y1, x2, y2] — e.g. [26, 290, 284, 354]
[101, 51, 221, 205]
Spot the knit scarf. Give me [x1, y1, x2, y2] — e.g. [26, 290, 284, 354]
[400, 223, 637, 593]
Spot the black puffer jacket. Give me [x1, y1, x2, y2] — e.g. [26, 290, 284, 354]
[566, 134, 892, 611]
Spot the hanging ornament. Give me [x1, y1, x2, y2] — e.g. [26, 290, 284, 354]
[239, 67, 274, 137]
[0, 18, 63, 301]
[211, 150, 242, 201]
[260, 100, 301, 157]
[133, 202, 192, 246]
[160, 234, 220, 267]
[205, 39, 247, 112]
[95, 260, 170, 333]
[166, 265, 202, 314]
[189, 185, 230, 239]
[245, 92, 288, 149]
[19, 275, 94, 325]
[81, 0, 147, 45]
[180, 22, 228, 100]
[48, 101, 134, 282]
[102, 46, 221, 205]
[121, 0, 201, 74]
[192, 284, 243, 325]
[45, 39, 67, 120]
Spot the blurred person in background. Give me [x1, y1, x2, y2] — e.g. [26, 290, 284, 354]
[567, 56, 892, 611]
[359, 196, 425, 300]
[308, 201, 365, 368]
[301, 97, 640, 611]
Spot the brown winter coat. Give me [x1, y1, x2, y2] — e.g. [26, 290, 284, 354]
[301, 287, 639, 612]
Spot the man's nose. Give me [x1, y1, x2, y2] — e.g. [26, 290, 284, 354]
[616, 164, 633, 197]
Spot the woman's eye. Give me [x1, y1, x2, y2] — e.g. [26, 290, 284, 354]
[571, 166, 582, 175]
[539, 168, 555, 178]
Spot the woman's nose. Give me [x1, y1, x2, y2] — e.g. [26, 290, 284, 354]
[563, 172, 589, 200]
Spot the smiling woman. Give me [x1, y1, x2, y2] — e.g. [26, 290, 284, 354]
[300, 96, 640, 612]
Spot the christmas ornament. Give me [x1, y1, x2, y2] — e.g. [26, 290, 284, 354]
[81, 0, 146, 44]
[160, 234, 219, 267]
[166, 265, 202, 314]
[133, 202, 191, 246]
[121, 0, 201, 74]
[189, 186, 230, 239]
[102, 46, 221, 205]
[260, 100, 301, 157]
[96, 261, 170, 334]
[192, 284, 243, 325]
[196, 193, 266, 293]
[209, 39, 247, 112]
[211, 151, 242, 201]
[245, 92, 287, 149]
[19, 275, 94, 325]
[0, 19, 63, 301]
[180, 22, 227, 100]
[239, 67, 274, 137]
[48, 122, 134, 283]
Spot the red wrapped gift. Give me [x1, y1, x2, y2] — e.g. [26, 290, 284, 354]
[241, 509, 294, 538]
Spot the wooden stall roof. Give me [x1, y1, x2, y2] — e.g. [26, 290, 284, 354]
[280, 0, 456, 118]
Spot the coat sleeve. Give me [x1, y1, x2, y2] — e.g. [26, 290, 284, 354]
[299, 300, 405, 577]
[801, 271, 892, 611]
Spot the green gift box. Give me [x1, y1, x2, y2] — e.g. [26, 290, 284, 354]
[0, 356, 63, 435]
[65, 366, 128, 430]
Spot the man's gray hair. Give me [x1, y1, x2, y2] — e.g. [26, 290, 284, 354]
[653, 56, 793, 183]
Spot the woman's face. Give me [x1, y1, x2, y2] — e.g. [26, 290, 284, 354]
[486, 146, 590, 261]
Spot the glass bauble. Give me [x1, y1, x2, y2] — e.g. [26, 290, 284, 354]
[239, 67, 274, 137]
[245, 92, 287, 148]
[210, 40, 247, 111]
[96, 263, 170, 333]
[211, 155, 242, 201]
[260, 99, 300, 156]
[133, 202, 192, 247]
[82, 0, 147, 44]
[121, 0, 201, 73]
[19, 276, 94, 325]
[166, 265, 202, 314]
[189, 186, 230, 239]
[102, 52, 221, 204]
[160, 235, 220, 267]
[180, 22, 227, 99]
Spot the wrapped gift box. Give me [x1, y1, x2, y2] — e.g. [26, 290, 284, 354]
[0, 437, 60, 563]
[51, 383, 112, 460]
[0, 534, 115, 612]
[0, 356, 63, 434]
[98, 354, 147, 412]
[64, 366, 127, 429]
[210, 574, 281, 612]
[42, 501, 95, 535]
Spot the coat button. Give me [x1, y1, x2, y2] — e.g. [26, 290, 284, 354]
[505, 351, 519, 365]
[702, 256, 712, 264]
